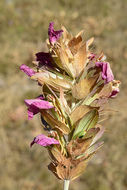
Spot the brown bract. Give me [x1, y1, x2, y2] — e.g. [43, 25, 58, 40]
[48, 142, 96, 180]
[72, 75, 99, 99]
[47, 26, 93, 78]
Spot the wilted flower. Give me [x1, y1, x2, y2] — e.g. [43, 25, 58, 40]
[95, 61, 114, 83]
[35, 52, 54, 68]
[20, 22, 120, 190]
[110, 89, 119, 97]
[110, 80, 120, 98]
[48, 22, 63, 43]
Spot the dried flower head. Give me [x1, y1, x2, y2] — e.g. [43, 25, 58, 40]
[20, 22, 120, 188]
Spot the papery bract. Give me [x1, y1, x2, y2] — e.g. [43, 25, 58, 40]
[20, 64, 36, 77]
[30, 134, 59, 147]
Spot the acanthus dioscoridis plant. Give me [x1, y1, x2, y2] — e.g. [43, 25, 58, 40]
[20, 22, 120, 190]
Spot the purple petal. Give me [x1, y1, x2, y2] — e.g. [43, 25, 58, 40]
[30, 134, 59, 147]
[110, 88, 119, 98]
[20, 64, 36, 77]
[24, 95, 44, 106]
[48, 22, 63, 43]
[32, 100, 54, 109]
[36, 52, 53, 67]
[27, 108, 34, 120]
[24, 96, 54, 120]
[95, 62, 114, 83]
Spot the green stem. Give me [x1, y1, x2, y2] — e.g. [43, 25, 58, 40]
[64, 180, 70, 190]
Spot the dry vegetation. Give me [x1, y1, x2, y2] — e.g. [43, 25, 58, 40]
[0, 0, 127, 190]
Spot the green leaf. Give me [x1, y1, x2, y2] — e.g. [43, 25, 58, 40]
[72, 109, 99, 139]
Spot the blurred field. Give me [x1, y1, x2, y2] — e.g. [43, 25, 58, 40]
[0, 0, 127, 190]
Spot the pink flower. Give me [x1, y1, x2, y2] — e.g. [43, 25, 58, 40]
[95, 62, 114, 83]
[48, 22, 63, 43]
[30, 134, 59, 147]
[24, 96, 54, 120]
[20, 64, 36, 77]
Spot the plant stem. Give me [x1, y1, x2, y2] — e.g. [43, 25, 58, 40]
[64, 180, 70, 190]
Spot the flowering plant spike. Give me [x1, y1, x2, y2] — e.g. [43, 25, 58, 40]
[20, 22, 120, 190]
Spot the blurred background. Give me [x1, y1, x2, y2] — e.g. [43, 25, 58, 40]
[0, 0, 127, 190]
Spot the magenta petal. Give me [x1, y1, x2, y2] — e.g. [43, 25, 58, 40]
[48, 22, 63, 43]
[95, 62, 114, 83]
[27, 108, 34, 120]
[24, 98, 53, 109]
[20, 64, 36, 77]
[110, 89, 119, 98]
[32, 101, 54, 109]
[24, 96, 44, 106]
[24, 96, 53, 120]
[30, 134, 59, 147]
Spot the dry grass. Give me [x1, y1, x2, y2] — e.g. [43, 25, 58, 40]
[0, 0, 127, 189]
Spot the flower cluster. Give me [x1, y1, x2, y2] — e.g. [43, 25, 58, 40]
[20, 22, 120, 181]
